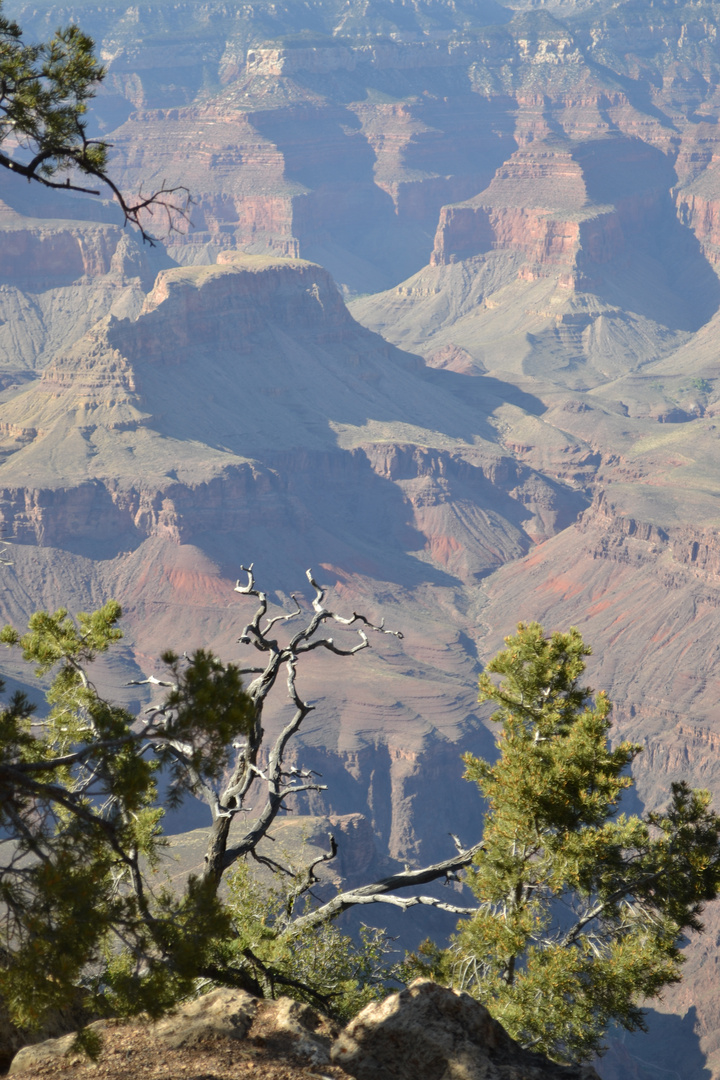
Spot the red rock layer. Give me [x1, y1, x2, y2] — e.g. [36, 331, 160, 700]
[676, 187, 720, 264]
[0, 216, 121, 285]
[430, 138, 675, 288]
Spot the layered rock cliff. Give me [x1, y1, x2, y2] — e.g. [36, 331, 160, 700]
[62, 1, 719, 295]
[0, 195, 172, 376]
[0, 253, 583, 866]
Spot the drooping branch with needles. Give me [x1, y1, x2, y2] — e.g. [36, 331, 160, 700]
[0, 11, 194, 245]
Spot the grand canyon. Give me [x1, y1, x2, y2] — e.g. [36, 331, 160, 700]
[3, 0, 720, 1074]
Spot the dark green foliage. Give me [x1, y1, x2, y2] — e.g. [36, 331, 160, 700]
[0, 1, 189, 238]
[223, 859, 399, 1020]
[0, 5, 107, 182]
[410, 623, 720, 1064]
[158, 649, 255, 808]
[0, 603, 253, 1029]
[101, 875, 235, 1020]
[69, 1025, 103, 1061]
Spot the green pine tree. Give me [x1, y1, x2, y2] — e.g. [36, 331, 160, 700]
[0, 603, 254, 1029]
[415, 623, 720, 1064]
[0, 0, 189, 239]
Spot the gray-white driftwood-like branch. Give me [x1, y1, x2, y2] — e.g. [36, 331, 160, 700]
[134, 568, 402, 890]
[286, 840, 485, 934]
[204, 568, 403, 883]
[134, 567, 484, 932]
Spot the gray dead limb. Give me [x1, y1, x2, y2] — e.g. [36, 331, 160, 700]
[285, 841, 485, 935]
[135, 567, 483, 931]
[136, 568, 402, 889]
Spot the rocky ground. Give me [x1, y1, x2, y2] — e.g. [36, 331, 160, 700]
[6, 982, 600, 1080]
[9, 1020, 348, 1080]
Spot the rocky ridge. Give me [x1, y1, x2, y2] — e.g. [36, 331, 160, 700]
[7, 982, 600, 1080]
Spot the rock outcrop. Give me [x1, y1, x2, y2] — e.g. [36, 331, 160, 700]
[333, 980, 600, 1080]
[152, 987, 258, 1049]
[429, 136, 687, 302]
[9, 1022, 110, 1076]
[8, 988, 340, 1076]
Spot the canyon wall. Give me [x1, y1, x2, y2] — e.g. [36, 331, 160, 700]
[0, 253, 583, 869]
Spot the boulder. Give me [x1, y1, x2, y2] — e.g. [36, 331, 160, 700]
[256, 996, 338, 1065]
[9, 1020, 109, 1075]
[0, 992, 96, 1074]
[153, 986, 257, 1048]
[331, 979, 601, 1080]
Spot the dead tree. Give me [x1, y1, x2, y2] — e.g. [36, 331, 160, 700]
[137, 567, 483, 924]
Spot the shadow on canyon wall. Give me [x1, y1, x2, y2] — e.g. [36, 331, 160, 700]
[602, 1006, 710, 1080]
[573, 137, 720, 332]
[424, 367, 547, 417]
[250, 94, 518, 289]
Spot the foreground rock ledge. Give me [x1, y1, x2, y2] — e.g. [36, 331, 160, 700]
[8, 988, 339, 1076]
[332, 979, 601, 1080]
[9, 981, 601, 1079]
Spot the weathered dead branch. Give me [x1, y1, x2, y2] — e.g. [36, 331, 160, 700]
[137, 567, 482, 934]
